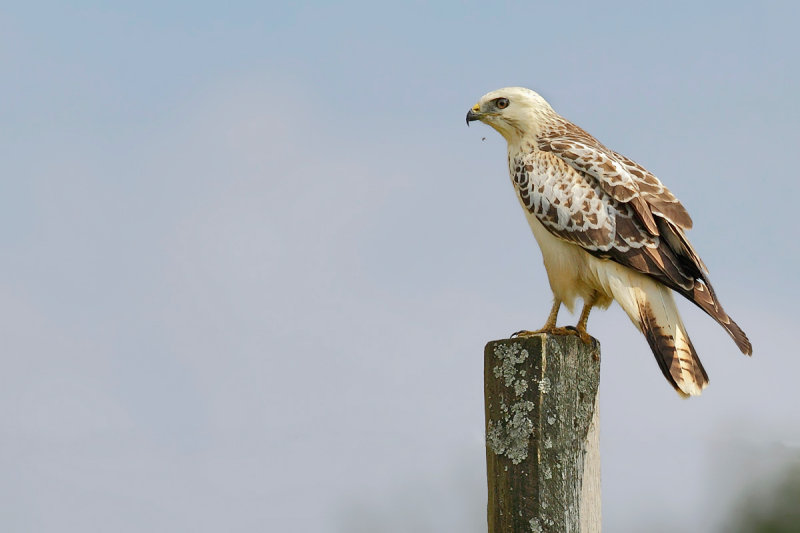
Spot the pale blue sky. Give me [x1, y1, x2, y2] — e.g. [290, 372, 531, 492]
[2, 2, 799, 531]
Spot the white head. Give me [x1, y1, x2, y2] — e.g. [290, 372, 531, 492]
[466, 87, 555, 143]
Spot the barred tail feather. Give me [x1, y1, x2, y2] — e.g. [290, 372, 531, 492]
[610, 273, 708, 397]
[637, 291, 708, 397]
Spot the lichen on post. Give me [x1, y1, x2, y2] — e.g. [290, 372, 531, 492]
[484, 334, 601, 533]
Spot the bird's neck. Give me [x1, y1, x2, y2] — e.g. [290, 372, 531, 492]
[502, 110, 553, 152]
[506, 134, 539, 156]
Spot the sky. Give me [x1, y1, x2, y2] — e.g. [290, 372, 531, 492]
[2, 1, 799, 531]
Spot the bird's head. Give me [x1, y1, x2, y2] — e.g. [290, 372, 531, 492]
[466, 87, 554, 144]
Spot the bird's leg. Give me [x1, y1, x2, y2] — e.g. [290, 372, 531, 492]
[575, 291, 598, 349]
[542, 298, 561, 331]
[512, 299, 570, 337]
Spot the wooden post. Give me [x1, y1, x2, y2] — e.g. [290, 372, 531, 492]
[484, 334, 601, 533]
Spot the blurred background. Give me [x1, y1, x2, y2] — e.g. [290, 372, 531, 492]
[2, 1, 799, 531]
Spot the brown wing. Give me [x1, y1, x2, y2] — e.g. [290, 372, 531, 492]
[612, 150, 693, 230]
[512, 151, 613, 250]
[514, 151, 752, 355]
[515, 151, 680, 279]
[538, 119, 693, 234]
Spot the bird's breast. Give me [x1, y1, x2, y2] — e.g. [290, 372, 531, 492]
[515, 191, 616, 312]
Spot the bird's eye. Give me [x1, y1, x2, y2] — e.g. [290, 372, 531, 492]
[495, 98, 509, 109]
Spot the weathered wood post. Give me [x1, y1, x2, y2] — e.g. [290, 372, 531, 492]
[484, 334, 601, 533]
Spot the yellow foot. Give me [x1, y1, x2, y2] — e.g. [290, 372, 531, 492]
[567, 327, 599, 359]
[512, 327, 597, 358]
[511, 326, 600, 361]
[511, 326, 580, 338]
[572, 328, 593, 346]
[566, 326, 596, 347]
[511, 329, 538, 338]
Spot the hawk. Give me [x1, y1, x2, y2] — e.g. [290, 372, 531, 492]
[467, 87, 751, 397]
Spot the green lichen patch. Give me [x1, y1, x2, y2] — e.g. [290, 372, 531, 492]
[487, 342, 539, 464]
[538, 376, 551, 394]
[493, 343, 529, 387]
[487, 398, 536, 464]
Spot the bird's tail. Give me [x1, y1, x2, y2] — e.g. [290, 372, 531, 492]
[611, 274, 708, 397]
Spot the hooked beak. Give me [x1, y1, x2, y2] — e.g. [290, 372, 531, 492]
[465, 104, 481, 126]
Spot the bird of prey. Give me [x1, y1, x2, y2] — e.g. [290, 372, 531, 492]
[466, 87, 751, 397]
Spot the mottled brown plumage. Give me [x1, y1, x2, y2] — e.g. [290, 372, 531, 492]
[467, 87, 752, 396]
